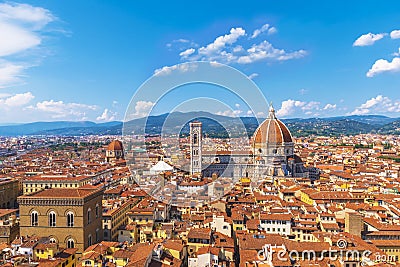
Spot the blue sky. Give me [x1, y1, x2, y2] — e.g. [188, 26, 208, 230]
[0, 0, 400, 123]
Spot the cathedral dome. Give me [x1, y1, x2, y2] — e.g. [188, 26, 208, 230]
[252, 105, 293, 145]
[107, 140, 123, 151]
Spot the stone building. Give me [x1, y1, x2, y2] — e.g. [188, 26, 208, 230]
[200, 105, 318, 180]
[18, 187, 104, 254]
[0, 178, 19, 209]
[106, 140, 124, 162]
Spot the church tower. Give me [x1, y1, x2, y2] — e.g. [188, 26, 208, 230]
[189, 121, 202, 176]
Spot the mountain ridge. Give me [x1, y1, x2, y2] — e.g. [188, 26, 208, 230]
[0, 113, 399, 137]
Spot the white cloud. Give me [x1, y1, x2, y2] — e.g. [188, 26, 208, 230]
[251, 23, 270, 39]
[199, 27, 246, 56]
[0, 3, 54, 29]
[4, 92, 34, 107]
[276, 99, 306, 117]
[301, 101, 320, 111]
[275, 99, 339, 117]
[237, 41, 307, 64]
[31, 100, 97, 119]
[268, 27, 277, 35]
[323, 103, 337, 110]
[179, 48, 195, 58]
[129, 100, 154, 119]
[0, 22, 41, 57]
[0, 3, 56, 88]
[248, 73, 258, 79]
[96, 108, 117, 121]
[353, 33, 386, 46]
[154, 63, 198, 76]
[251, 24, 277, 39]
[176, 24, 306, 65]
[348, 95, 400, 115]
[0, 62, 26, 88]
[0, 92, 34, 108]
[390, 30, 400, 39]
[366, 57, 400, 77]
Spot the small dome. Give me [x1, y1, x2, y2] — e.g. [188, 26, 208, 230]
[252, 105, 293, 145]
[107, 140, 123, 151]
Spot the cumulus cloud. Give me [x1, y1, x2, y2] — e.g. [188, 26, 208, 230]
[353, 33, 386, 46]
[348, 95, 400, 115]
[176, 24, 306, 65]
[390, 30, 400, 39]
[0, 2, 56, 87]
[275, 99, 340, 117]
[30, 100, 97, 119]
[276, 99, 306, 117]
[128, 100, 154, 119]
[96, 108, 117, 121]
[199, 27, 246, 56]
[0, 92, 34, 108]
[366, 57, 400, 77]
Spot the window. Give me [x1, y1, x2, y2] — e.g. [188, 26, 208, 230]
[31, 211, 38, 226]
[88, 234, 92, 247]
[96, 228, 99, 242]
[87, 208, 91, 224]
[67, 238, 75, 248]
[49, 237, 57, 243]
[95, 204, 99, 218]
[49, 211, 56, 227]
[67, 211, 74, 227]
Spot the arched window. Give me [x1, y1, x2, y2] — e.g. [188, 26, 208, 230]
[88, 234, 92, 247]
[49, 237, 57, 244]
[49, 211, 56, 227]
[87, 208, 91, 224]
[95, 204, 99, 218]
[96, 228, 99, 242]
[67, 211, 74, 227]
[193, 133, 198, 144]
[66, 238, 75, 248]
[31, 211, 38, 226]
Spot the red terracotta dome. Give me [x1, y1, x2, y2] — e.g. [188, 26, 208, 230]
[107, 140, 123, 151]
[252, 105, 293, 145]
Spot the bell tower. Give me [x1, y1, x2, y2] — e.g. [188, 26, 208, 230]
[190, 121, 202, 176]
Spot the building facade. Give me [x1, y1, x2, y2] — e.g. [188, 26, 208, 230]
[18, 187, 104, 254]
[190, 121, 202, 176]
[197, 106, 318, 181]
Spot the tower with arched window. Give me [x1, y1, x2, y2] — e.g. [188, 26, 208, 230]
[190, 121, 202, 176]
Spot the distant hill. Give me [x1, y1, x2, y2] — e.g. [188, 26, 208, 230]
[0, 121, 122, 136]
[0, 112, 399, 137]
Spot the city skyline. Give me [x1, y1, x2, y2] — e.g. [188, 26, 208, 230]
[1, 0, 400, 123]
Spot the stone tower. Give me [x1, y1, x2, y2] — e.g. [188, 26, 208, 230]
[190, 121, 202, 176]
